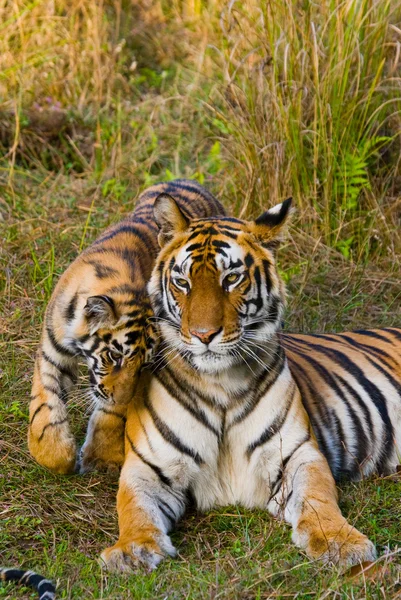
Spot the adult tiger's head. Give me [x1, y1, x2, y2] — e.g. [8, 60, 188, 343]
[71, 292, 156, 405]
[149, 194, 291, 374]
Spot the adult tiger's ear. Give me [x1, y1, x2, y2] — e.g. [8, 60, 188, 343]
[84, 295, 118, 334]
[154, 193, 190, 247]
[249, 198, 293, 250]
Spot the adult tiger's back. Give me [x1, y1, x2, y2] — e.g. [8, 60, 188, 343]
[282, 328, 401, 480]
[28, 179, 225, 474]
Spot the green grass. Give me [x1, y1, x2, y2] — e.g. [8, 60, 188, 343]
[1, 0, 401, 598]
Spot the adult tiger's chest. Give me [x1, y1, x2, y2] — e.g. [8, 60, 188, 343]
[191, 428, 279, 510]
[132, 362, 303, 511]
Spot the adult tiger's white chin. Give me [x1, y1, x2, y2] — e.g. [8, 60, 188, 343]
[190, 351, 238, 374]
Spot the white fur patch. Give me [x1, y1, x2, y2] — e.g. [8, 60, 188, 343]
[267, 202, 282, 215]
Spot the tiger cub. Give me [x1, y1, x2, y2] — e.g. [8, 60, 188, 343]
[28, 180, 224, 475]
[100, 195, 382, 572]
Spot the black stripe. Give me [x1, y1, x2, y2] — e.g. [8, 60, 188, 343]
[262, 259, 272, 293]
[155, 369, 220, 436]
[161, 362, 221, 410]
[165, 182, 223, 215]
[43, 384, 61, 397]
[41, 351, 76, 380]
[144, 393, 204, 465]
[46, 325, 76, 357]
[38, 418, 68, 441]
[65, 292, 78, 322]
[88, 335, 102, 354]
[86, 261, 119, 279]
[335, 374, 375, 443]
[290, 338, 394, 474]
[157, 503, 175, 528]
[286, 352, 338, 474]
[212, 239, 231, 249]
[94, 223, 155, 247]
[296, 350, 369, 465]
[355, 328, 398, 343]
[126, 433, 172, 486]
[246, 382, 295, 458]
[384, 328, 401, 342]
[30, 402, 52, 425]
[338, 334, 397, 367]
[229, 346, 285, 426]
[43, 372, 60, 386]
[157, 497, 177, 527]
[265, 296, 280, 323]
[134, 216, 158, 231]
[364, 354, 401, 400]
[107, 284, 137, 295]
[285, 339, 370, 474]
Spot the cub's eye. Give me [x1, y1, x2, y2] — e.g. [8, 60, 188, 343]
[107, 350, 122, 365]
[224, 273, 241, 287]
[174, 278, 189, 289]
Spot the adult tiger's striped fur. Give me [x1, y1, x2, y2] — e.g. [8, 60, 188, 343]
[0, 568, 55, 599]
[28, 179, 224, 475]
[282, 329, 401, 480]
[100, 195, 382, 573]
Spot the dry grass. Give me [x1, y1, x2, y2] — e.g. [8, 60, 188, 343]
[1, 0, 401, 598]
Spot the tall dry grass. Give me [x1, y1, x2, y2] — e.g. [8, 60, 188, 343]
[0, 0, 400, 258]
[203, 0, 401, 256]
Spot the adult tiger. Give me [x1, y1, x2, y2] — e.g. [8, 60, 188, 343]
[28, 179, 224, 475]
[100, 195, 400, 572]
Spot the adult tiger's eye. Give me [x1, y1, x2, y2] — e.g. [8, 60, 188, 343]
[224, 273, 241, 286]
[174, 278, 189, 289]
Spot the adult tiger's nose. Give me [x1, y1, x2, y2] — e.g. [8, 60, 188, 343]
[190, 327, 221, 345]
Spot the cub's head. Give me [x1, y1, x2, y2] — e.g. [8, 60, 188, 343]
[71, 293, 156, 405]
[149, 194, 291, 374]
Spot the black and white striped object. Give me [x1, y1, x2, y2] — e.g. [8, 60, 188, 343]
[0, 568, 56, 599]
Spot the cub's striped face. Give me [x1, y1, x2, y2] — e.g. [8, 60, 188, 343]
[149, 195, 291, 374]
[73, 296, 155, 405]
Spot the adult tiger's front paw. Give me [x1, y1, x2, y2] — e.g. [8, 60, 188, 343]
[100, 533, 176, 573]
[294, 520, 377, 568]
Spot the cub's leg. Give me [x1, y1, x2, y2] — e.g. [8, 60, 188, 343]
[101, 452, 186, 573]
[79, 405, 127, 475]
[28, 341, 78, 475]
[273, 444, 376, 567]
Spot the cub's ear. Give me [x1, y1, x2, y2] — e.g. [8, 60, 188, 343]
[84, 295, 117, 334]
[249, 198, 292, 248]
[154, 193, 190, 247]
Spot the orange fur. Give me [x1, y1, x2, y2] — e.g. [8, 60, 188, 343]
[100, 202, 379, 573]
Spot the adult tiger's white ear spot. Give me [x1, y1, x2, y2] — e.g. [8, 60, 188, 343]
[84, 295, 118, 334]
[250, 197, 293, 248]
[154, 193, 190, 247]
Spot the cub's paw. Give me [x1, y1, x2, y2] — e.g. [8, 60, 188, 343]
[295, 524, 377, 568]
[79, 445, 123, 476]
[28, 425, 76, 475]
[100, 534, 176, 573]
[79, 454, 121, 477]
